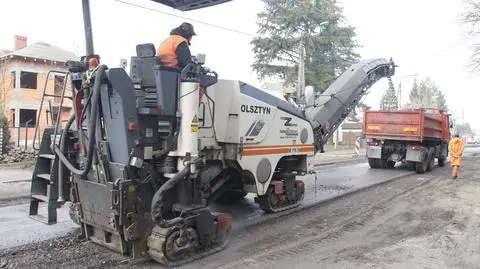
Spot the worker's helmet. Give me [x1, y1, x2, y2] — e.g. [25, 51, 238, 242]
[180, 22, 196, 38]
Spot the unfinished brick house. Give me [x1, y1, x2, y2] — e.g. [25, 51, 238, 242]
[0, 35, 79, 148]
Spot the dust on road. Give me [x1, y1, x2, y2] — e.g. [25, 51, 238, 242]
[1, 156, 480, 269]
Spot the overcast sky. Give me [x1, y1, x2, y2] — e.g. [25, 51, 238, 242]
[1, 0, 478, 131]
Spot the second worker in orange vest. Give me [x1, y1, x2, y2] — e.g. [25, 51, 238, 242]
[157, 22, 196, 69]
[448, 134, 464, 179]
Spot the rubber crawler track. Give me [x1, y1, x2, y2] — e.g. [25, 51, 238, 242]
[147, 226, 230, 268]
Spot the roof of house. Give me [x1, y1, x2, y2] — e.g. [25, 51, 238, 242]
[342, 122, 363, 130]
[0, 42, 79, 63]
[0, 49, 11, 57]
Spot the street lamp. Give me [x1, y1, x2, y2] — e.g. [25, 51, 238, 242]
[297, 21, 329, 100]
[397, 74, 418, 108]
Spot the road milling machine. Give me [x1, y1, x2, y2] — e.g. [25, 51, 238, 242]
[28, 0, 396, 266]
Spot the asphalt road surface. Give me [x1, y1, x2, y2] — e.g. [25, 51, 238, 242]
[0, 158, 411, 251]
[1, 146, 480, 268]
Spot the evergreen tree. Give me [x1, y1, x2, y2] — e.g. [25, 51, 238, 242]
[380, 77, 398, 111]
[251, 0, 360, 93]
[408, 78, 420, 108]
[406, 77, 448, 111]
[435, 90, 448, 111]
[417, 77, 437, 108]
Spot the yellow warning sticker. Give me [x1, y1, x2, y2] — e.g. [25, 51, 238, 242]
[403, 127, 418, 132]
[192, 115, 198, 123]
[191, 125, 199, 132]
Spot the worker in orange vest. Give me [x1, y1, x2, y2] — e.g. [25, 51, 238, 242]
[448, 134, 464, 179]
[156, 22, 196, 69]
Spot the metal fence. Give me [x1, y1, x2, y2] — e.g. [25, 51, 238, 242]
[2, 122, 35, 151]
[0, 127, 6, 154]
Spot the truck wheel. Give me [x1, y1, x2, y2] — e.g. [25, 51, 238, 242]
[415, 153, 428, 174]
[386, 160, 395, 168]
[377, 159, 388, 169]
[406, 161, 415, 171]
[368, 158, 379, 168]
[438, 156, 446, 167]
[426, 148, 435, 172]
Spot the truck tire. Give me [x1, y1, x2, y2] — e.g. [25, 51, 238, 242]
[386, 160, 395, 168]
[368, 158, 379, 168]
[415, 152, 428, 174]
[426, 148, 435, 172]
[377, 159, 389, 169]
[406, 161, 415, 171]
[438, 156, 446, 167]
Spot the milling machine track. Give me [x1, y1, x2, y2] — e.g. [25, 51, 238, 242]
[257, 180, 305, 213]
[147, 213, 232, 267]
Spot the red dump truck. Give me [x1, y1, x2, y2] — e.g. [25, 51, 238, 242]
[362, 109, 452, 173]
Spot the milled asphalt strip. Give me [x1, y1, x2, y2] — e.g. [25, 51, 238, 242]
[238, 161, 450, 231]
[235, 169, 418, 231]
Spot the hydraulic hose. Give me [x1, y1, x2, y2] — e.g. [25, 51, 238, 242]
[54, 64, 107, 176]
[151, 166, 190, 228]
[57, 113, 76, 202]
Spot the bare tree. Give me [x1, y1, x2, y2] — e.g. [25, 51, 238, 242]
[462, 0, 480, 71]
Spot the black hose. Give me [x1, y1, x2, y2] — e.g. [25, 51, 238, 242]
[54, 64, 107, 176]
[151, 166, 190, 228]
[57, 113, 76, 202]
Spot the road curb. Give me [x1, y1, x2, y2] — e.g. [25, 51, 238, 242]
[238, 169, 416, 230]
[0, 161, 35, 170]
[314, 157, 366, 167]
[0, 195, 30, 203]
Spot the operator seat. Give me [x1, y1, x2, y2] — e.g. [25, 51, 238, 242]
[130, 43, 180, 118]
[130, 43, 162, 88]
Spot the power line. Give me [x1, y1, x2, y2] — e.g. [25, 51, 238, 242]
[115, 0, 478, 83]
[113, 0, 257, 37]
[113, 0, 357, 39]
[405, 35, 474, 66]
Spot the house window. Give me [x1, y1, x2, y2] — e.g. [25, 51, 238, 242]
[11, 71, 16, 88]
[54, 75, 65, 103]
[19, 109, 36, 127]
[20, 71, 37, 89]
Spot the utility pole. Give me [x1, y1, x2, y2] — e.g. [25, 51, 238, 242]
[297, 38, 305, 100]
[296, 21, 329, 101]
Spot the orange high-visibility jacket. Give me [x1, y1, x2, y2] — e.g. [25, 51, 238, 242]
[156, 35, 189, 68]
[448, 137, 464, 167]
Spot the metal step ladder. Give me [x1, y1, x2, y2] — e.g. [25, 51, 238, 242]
[29, 129, 61, 224]
[32, 70, 73, 151]
[29, 70, 75, 225]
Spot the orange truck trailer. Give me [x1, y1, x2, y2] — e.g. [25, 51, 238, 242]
[362, 109, 452, 173]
